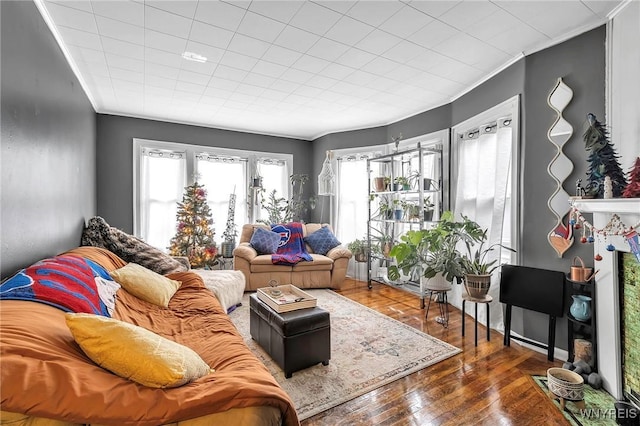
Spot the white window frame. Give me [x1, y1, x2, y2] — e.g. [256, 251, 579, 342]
[133, 138, 292, 243]
[450, 95, 521, 262]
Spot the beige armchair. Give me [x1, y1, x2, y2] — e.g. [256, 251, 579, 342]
[234, 223, 352, 291]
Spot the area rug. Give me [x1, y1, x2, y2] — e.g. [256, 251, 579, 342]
[532, 375, 618, 426]
[228, 289, 461, 420]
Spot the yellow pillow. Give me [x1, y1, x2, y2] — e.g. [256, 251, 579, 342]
[109, 262, 181, 307]
[65, 313, 214, 388]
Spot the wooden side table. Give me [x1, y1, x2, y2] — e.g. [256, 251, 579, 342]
[462, 294, 493, 346]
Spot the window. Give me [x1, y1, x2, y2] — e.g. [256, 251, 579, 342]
[450, 95, 520, 331]
[134, 139, 291, 250]
[332, 131, 447, 278]
[138, 148, 186, 251]
[256, 158, 290, 222]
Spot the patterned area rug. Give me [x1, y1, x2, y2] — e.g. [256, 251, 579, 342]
[532, 375, 619, 426]
[229, 289, 461, 421]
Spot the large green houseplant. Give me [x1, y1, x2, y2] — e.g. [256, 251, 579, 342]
[388, 211, 483, 284]
[388, 211, 514, 297]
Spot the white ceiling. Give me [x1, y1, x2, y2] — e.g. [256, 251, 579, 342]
[37, 0, 621, 140]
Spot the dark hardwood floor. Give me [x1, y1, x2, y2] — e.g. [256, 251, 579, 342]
[300, 279, 568, 426]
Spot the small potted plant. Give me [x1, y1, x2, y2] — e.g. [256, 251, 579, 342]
[393, 176, 410, 191]
[459, 234, 516, 298]
[392, 199, 404, 221]
[347, 238, 369, 263]
[423, 197, 435, 221]
[370, 194, 394, 220]
[370, 227, 394, 259]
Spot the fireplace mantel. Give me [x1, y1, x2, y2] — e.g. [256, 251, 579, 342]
[572, 198, 640, 215]
[570, 198, 640, 400]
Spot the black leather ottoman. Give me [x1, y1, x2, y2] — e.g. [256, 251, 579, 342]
[249, 293, 330, 378]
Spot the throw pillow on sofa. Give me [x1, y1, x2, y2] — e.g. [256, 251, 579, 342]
[82, 216, 187, 275]
[250, 227, 281, 254]
[304, 226, 341, 255]
[65, 313, 214, 388]
[110, 263, 181, 308]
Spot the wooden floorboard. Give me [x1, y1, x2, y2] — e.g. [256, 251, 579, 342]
[300, 279, 568, 426]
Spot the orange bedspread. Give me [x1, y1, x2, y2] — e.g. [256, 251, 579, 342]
[0, 247, 299, 426]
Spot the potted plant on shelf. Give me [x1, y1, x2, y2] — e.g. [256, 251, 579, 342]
[370, 227, 394, 259]
[347, 238, 369, 263]
[423, 197, 435, 221]
[393, 176, 410, 191]
[392, 199, 404, 221]
[370, 194, 394, 220]
[373, 176, 391, 192]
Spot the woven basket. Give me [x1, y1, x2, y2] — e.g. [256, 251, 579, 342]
[547, 368, 584, 401]
[463, 274, 492, 298]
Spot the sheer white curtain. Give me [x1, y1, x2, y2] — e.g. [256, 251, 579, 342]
[451, 116, 515, 332]
[196, 156, 247, 244]
[334, 152, 381, 278]
[139, 149, 186, 250]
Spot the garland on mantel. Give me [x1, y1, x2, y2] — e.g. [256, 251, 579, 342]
[569, 203, 640, 262]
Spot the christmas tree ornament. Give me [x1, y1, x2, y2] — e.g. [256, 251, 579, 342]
[580, 226, 587, 243]
[583, 113, 628, 198]
[594, 254, 603, 261]
[606, 244, 616, 252]
[587, 235, 595, 243]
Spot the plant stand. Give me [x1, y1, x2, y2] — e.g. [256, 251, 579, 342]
[462, 294, 492, 346]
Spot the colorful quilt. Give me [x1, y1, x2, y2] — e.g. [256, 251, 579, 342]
[271, 223, 313, 265]
[0, 255, 112, 315]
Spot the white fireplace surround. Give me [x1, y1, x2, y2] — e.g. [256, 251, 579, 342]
[571, 198, 640, 400]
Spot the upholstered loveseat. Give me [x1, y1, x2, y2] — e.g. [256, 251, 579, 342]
[234, 223, 352, 291]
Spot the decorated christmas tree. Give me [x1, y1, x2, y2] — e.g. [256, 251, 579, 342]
[168, 182, 218, 269]
[583, 113, 627, 198]
[622, 157, 640, 198]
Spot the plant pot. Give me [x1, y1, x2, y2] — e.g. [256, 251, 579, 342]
[381, 242, 393, 258]
[394, 208, 403, 221]
[423, 178, 433, 190]
[422, 273, 452, 291]
[547, 368, 584, 401]
[220, 241, 235, 258]
[373, 177, 386, 192]
[354, 251, 368, 263]
[423, 210, 434, 222]
[464, 274, 492, 298]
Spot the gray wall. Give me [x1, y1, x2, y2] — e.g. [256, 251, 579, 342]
[309, 27, 607, 351]
[1, 1, 96, 278]
[520, 26, 606, 345]
[96, 114, 312, 231]
[0, 0, 607, 352]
